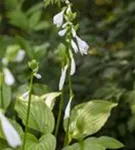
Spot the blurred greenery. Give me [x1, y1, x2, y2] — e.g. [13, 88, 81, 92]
[0, 0, 135, 149]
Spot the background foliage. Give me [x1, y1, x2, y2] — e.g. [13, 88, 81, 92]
[0, 0, 135, 149]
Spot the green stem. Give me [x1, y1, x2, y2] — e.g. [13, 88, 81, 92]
[0, 73, 4, 108]
[54, 89, 64, 137]
[0, 84, 3, 108]
[79, 139, 84, 150]
[22, 74, 34, 150]
[64, 64, 74, 146]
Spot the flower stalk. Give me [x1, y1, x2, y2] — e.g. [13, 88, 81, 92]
[22, 73, 34, 150]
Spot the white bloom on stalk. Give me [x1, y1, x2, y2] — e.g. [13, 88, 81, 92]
[0, 111, 22, 148]
[69, 50, 76, 75]
[65, 0, 70, 4]
[76, 35, 89, 55]
[3, 68, 15, 86]
[58, 28, 67, 36]
[64, 97, 72, 120]
[71, 40, 78, 53]
[53, 10, 65, 27]
[22, 91, 30, 100]
[14, 49, 25, 62]
[59, 64, 68, 91]
[34, 73, 42, 79]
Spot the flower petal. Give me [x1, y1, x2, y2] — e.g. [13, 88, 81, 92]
[3, 68, 15, 86]
[59, 64, 68, 91]
[58, 29, 67, 36]
[53, 10, 64, 27]
[0, 112, 22, 148]
[64, 97, 72, 120]
[14, 49, 25, 62]
[22, 91, 30, 100]
[34, 73, 42, 79]
[76, 35, 89, 55]
[69, 51, 76, 75]
[71, 40, 78, 53]
[2, 58, 8, 66]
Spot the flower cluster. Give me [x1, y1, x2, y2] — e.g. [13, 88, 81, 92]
[53, 0, 89, 91]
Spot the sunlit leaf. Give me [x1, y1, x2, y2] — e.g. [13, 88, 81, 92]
[0, 82, 11, 109]
[22, 133, 56, 150]
[15, 100, 55, 134]
[97, 136, 124, 149]
[68, 100, 117, 139]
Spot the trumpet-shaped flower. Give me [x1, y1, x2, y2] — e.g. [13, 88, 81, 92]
[71, 40, 78, 53]
[58, 29, 67, 36]
[64, 97, 72, 120]
[3, 68, 15, 86]
[14, 49, 25, 62]
[53, 10, 65, 27]
[59, 64, 68, 90]
[0, 111, 22, 148]
[69, 50, 76, 75]
[76, 35, 89, 55]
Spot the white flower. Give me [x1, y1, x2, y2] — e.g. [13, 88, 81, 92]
[53, 10, 65, 27]
[2, 58, 8, 66]
[22, 91, 30, 100]
[58, 29, 67, 36]
[34, 73, 42, 79]
[0, 111, 22, 148]
[69, 50, 76, 75]
[76, 35, 89, 55]
[65, 0, 70, 4]
[71, 40, 78, 53]
[3, 68, 15, 86]
[14, 49, 25, 62]
[59, 64, 68, 90]
[64, 97, 72, 120]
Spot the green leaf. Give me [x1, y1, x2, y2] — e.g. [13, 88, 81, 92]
[42, 92, 61, 110]
[32, 83, 49, 96]
[7, 11, 28, 30]
[29, 10, 42, 29]
[26, 3, 43, 15]
[68, 100, 117, 139]
[97, 136, 124, 149]
[34, 21, 50, 31]
[4, 0, 19, 10]
[22, 133, 56, 150]
[15, 100, 55, 134]
[0, 82, 11, 109]
[63, 136, 123, 150]
[63, 138, 105, 150]
[0, 138, 13, 150]
[5, 44, 21, 62]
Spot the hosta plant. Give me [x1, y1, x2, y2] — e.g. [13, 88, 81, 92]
[0, 0, 124, 150]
